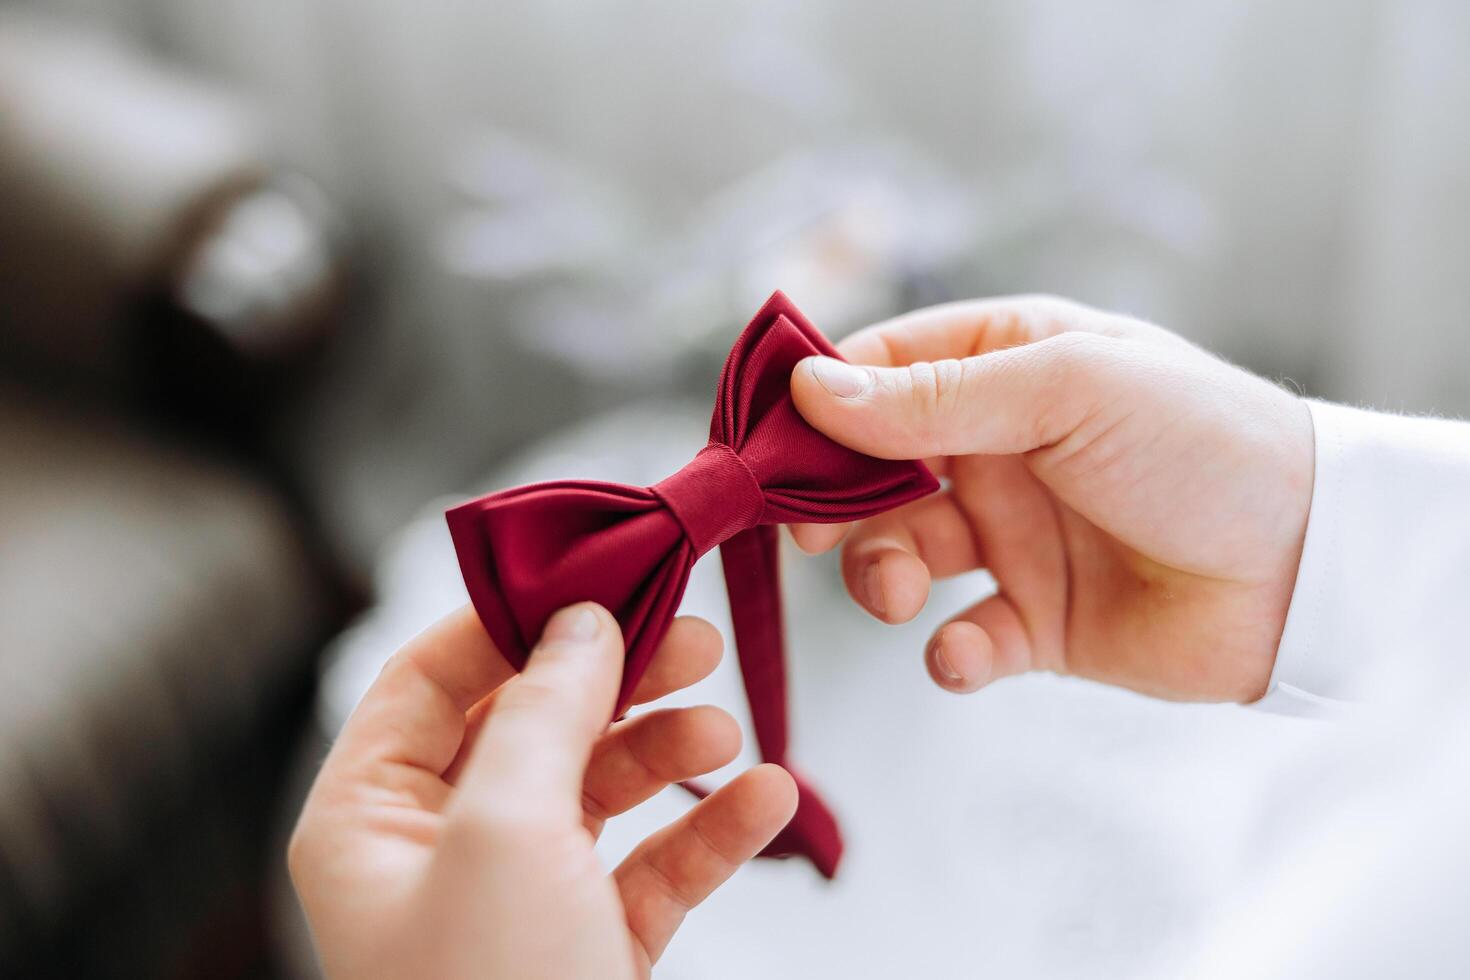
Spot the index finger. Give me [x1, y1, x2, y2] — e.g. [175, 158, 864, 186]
[835, 294, 1117, 366]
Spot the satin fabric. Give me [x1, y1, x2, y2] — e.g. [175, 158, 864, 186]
[448, 292, 938, 877]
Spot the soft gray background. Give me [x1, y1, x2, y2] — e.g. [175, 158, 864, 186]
[39, 0, 1470, 571]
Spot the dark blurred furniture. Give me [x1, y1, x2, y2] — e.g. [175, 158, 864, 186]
[0, 16, 347, 978]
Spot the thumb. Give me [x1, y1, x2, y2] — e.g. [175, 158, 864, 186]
[453, 602, 624, 826]
[791, 333, 1127, 460]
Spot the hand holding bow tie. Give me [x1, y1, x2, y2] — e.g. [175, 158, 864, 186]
[291, 601, 800, 980]
[447, 292, 939, 878]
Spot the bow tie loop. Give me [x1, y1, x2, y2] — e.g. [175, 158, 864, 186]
[650, 442, 765, 555]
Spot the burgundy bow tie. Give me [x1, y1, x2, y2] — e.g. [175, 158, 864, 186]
[447, 292, 938, 878]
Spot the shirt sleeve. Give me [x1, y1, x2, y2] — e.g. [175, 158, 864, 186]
[1253, 400, 1470, 716]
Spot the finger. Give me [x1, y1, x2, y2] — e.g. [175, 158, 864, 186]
[581, 706, 742, 838]
[926, 595, 1038, 694]
[792, 330, 1139, 461]
[834, 294, 1109, 366]
[324, 605, 514, 787]
[442, 615, 727, 786]
[787, 521, 851, 555]
[452, 603, 624, 826]
[616, 764, 798, 972]
[834, 294, 1168, 368]
[944, 453, 1069, 675]
[917, 453, 1070, 694]
[628, 616, 724, 705]
[840, 491, 983, 624]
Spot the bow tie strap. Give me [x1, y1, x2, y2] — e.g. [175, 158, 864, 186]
[655, 448, 844, 874]
[719, 522, 842, 876]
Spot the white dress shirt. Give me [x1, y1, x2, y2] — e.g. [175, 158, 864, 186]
[1256, 400, 1470, 714]
[1188, 400, 1470, 977]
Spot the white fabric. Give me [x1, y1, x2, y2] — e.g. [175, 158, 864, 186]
[1165, 702, 1470, 980]
[1259, 400, 1470, 713]
[1175, 400, 1470, 978]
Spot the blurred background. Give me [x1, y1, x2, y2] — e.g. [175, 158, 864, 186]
[1, 0, 1466, 977]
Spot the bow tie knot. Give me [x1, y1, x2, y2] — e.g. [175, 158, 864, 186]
[651, 441, 765, 555]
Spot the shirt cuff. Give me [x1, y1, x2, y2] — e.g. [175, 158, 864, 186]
[1253, 400, 1470, 716]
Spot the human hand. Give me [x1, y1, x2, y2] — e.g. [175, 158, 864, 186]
[788, 296, 1314, 703]
[290, 603, 796, 979]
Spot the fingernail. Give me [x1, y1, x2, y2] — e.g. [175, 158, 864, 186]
[863, 561, 885, 616]
[930, 634, 963, 683]
[810, 357, 870, 398]
[543, 604, 601, 643]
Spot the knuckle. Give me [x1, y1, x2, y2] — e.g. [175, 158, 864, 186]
[1047, 329, 1112, 364]
[902, 362, 940, 451]
[1000, 293, 1074, 334]
[995, 293, 1109, 343]
[1038, 332, 1116, 396]
[1031, 332, 1120, 444]
[929, 358, 967, 415]
[621, 716, 670, 780]
[689, 811, 743, 870]
[643, 857, 703, 911]
[902, 360, 969, 455]
[581, 786, 613, 823]
[1017, 292, 1089, 323]
[902, 360, 939, 412]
